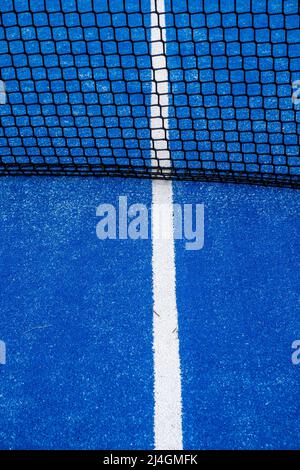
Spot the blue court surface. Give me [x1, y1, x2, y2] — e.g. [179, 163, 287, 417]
[0, 0, 300, 452]
[0, 177, 299, 449]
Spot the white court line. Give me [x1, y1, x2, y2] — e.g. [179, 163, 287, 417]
[150, 0, 183, 450]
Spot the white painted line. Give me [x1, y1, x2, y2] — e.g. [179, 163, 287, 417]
[150, 0, 183, 450]
[152, 181, 183, 450]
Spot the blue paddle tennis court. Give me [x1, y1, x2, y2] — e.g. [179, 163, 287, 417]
[0, 0, 299, 450]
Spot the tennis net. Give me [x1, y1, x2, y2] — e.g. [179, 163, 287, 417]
[0, 0, 299, 187]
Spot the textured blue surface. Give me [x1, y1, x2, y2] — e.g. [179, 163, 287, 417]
[0, 0, 299, 451]
[0, 177, 153, 449]
[0, 178, 299, 449]
[173, 182, 300, 449]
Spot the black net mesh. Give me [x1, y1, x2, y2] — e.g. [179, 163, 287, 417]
[0, 0, 299, 187]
